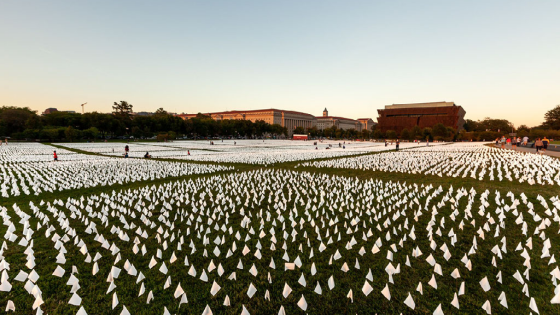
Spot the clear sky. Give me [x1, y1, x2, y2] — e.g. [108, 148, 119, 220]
[1, 1, 559, 127]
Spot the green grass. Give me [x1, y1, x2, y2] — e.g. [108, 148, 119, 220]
[0, 145, 559, 314]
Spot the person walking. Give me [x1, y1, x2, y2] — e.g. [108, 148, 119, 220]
[125, 145, 129, 155]
[535, 138, 543, 154]
[517, 137, 521, 147]
[512, 137, 517, 149]
[53, 150, 58, 161]
[542, 137, 549, 152]
[523, 136, 529, 146]
[500, 136, 506, 149]
[396, 139, 400, 151]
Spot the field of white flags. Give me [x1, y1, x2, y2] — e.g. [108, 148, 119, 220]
[300, 142, 560, 186]
[0, 143, 232, 197]
[55, 140, 442, 164]
[1, 168, 560, 314]
[2, 139, 560, 315]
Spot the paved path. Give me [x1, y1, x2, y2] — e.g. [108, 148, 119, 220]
[491, 144, 560, 158]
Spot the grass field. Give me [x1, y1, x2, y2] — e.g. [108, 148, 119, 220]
[0, 142, 558, 314]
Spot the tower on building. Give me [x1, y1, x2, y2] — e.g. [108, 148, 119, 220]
[323, 108, 328, 117]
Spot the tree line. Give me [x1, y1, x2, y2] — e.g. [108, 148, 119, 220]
[0, 101, 290, 141]
[1, 102, 559, 141]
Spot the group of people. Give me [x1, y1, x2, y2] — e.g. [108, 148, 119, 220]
[123, 145, 152, 158]
[534, 138, 550, 153]
[497, 136, 551, 154]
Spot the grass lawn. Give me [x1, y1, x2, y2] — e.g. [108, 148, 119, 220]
[0, 146, 558, 314]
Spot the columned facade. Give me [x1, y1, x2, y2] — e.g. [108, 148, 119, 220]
[176, 109, 317, 136]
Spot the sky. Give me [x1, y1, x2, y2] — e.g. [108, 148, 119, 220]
[1, 1, 559, 127]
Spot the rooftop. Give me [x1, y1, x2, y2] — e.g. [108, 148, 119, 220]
[316, 116, 358, 122]
[176, 108, 316, 118]
[384, 101, 456, 110]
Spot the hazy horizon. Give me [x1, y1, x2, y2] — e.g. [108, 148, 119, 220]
[1, 1, 559, 127]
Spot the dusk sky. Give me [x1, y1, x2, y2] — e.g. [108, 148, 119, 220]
[1, 1, 559, 127]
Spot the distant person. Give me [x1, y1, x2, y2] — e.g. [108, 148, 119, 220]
[124, 152, 129, 158]
[53, 151, 58, 161]
[511, 137, 517, 149]
[500, 136, 506, 149]
[517, 137, 521, 147]
[125, 145, 129, 154]
[4, 138, 7, 145]
[542, 137, 549, 152]
[188, 150, 190, 156]
[396, 140, 400, 151]
[523, 136, 529, 146]
[426, 136, 429, 146]
[535, 138, 543, 154]
[144, 152, 151, 158]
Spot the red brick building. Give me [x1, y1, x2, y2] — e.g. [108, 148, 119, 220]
[377, 102, 466, 134]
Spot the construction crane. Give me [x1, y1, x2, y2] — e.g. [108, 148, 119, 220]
[81, 102, 87, 114]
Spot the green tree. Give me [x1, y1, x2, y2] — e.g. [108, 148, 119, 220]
[112, 101, 134, 119]
[143, 126, 152, 138]
[386, 130, 397, 139]
[0, 106, 37, 136]
[517, 125, 530, 132]
[463, 119, 478, 132]
[131, 126, 143, 139]
[477, 117, 513, 132]
[411, 125, 422, 139]
[422, 127, 433, 141]
[293, 126, 305, 135]
[400, 128, 411, 141]
[432, 123, 448, 139]
[65, 126, 78, 142]
[40, 128, 59, 141]
[82, 127, 99, 140]
[544, 105, 560, 130]
[154, 108, 168, 116]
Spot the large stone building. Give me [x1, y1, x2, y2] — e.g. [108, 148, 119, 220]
[377, 102, 466, 134]
[357, 118, 376, 131]
[316, 108, 363, 131]
[176, 109, 316, 136]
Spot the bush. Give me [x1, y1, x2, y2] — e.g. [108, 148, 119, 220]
[386, 130, 397, 139]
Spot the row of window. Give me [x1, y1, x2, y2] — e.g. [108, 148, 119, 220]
[385, 113, 449, 118]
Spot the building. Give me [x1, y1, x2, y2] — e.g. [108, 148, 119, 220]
[357, 118, 376, 131]
[316, 108, 363, 131]
[134, 111, 154, 117]
[176, 109, 317, 136]
[376, 102, 466, 134]
[42, 108, 58, 115]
